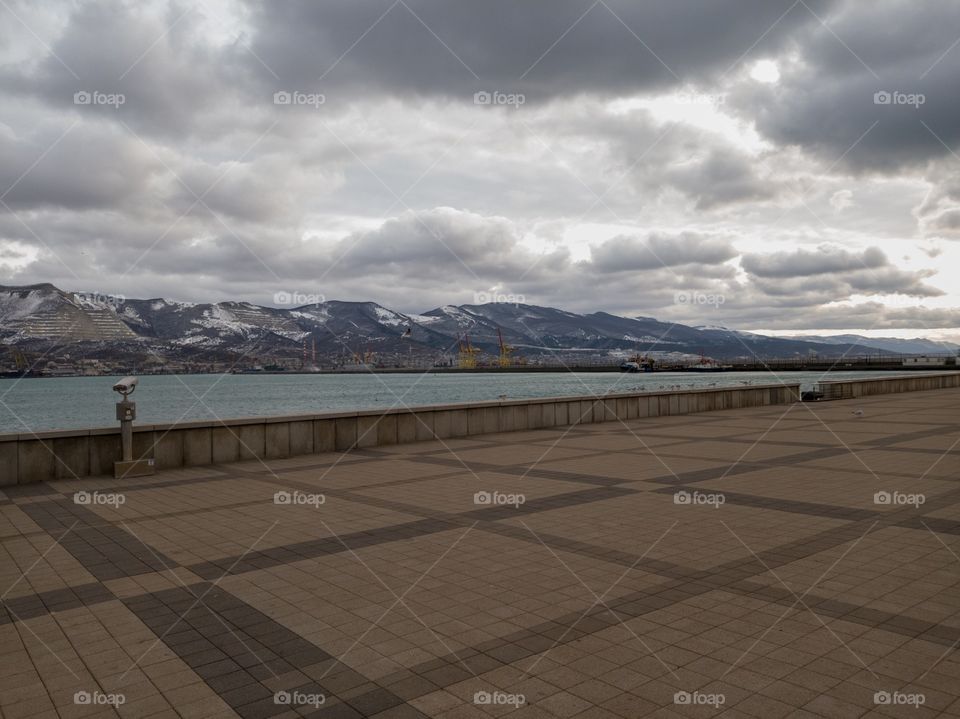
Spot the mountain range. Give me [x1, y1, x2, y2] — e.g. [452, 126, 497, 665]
[0, 283, 955, 368]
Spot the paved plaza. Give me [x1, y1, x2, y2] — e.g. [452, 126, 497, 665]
[1, 388, 959, 718]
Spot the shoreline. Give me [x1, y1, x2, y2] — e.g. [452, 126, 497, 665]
[2, 364, 958, 379]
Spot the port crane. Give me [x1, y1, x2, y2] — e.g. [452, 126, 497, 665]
[497, 328, 514, 368]
[353, 347, 375, 365]
[457, 334, 481, 369]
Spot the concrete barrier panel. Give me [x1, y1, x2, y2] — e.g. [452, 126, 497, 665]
[182, 427, 212, 466]
[658, 396, 670, 416]
[377, 414, 398, 445]
[289, 421, 313, 456]
[579, 400, 594, 424]
[397, 413, 418, 444]
[357, 416, 379, 448]
[154, 430, 183, 470]
[18, 439, 55, 484]
[238, 424, 265, 461]
[467, 407, 485, 435]
[601, 398, 616, 422]
[482, 407, 499, 434]
[527, 404, 543, 430]
[415, 411, 435, 442]
[499, 405, 516, 432]
[91, 433, 122, 475]
[265, 423, 290, 459]
[541, 402, 557, 427]
[132, 431, 156, 463]
[512, 404, 530, 431]
[335, 417, 358, 451]
[648, 396, 661, 417]
[212, 426, 241, 464]
[450, 409, 469, 437]
[53, 436, 89, 480]
[434, 410, 453, 439]
[0, 441, 17, 486]
[636, 397, 650, 418]
[314, 419, 336, 453]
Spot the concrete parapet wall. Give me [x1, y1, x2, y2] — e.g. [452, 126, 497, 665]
[0, 383, 802, 486]
[816, 372, 960, 400]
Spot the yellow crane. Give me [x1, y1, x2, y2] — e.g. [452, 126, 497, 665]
[458, 334, 480, 369]
[497, 328, 514, 368]
[12, 348, 27, 370]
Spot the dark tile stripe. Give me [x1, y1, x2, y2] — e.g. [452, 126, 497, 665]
[1, 582, 115, 625]
[188, 517, 459, 580]
[188, 485, 636, 579]
[864, 424, 960, 446]
[653, 486, 880, 521]
[19, 499, 179, 580]
[123, 583, 422, 719]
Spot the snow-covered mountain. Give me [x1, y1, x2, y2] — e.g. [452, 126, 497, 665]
[784, 334, 960, 355]
[0, 283, 942, 363]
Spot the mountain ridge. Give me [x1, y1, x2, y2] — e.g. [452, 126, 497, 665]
[0, 283, 953, 369]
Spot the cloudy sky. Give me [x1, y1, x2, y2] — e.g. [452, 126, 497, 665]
[1, 0, 959, 341]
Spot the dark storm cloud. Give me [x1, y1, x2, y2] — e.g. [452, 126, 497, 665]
[243, 0, 833, 100]
[0, 0, 247, 139]
[326, 208, 570, 280]
[661, 148, 777, 209]
[591, 232, 737, 271]
[742, 246, 887, 278]
[737, 1, 960, 171]
[741, 245, 941, 300]
[0, 123, 160, 210]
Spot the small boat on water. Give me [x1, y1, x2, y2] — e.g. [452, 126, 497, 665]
[620, 355, 656, 373]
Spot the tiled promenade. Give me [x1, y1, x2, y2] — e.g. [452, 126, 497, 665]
[1, 388, 958, 718]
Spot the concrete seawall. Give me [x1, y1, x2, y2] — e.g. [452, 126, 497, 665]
[0, 383, 800, 486]
[815, 371, 960, 400]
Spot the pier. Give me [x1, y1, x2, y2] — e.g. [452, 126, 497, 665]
[0, 378, 958, 717]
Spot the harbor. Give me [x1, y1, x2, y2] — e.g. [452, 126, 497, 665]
[0, 369, 951, 434]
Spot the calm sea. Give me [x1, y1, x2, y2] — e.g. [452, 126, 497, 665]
[0, 370, 919, 433]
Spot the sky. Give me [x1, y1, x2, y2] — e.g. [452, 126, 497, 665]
[1, 0, 959, 342]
